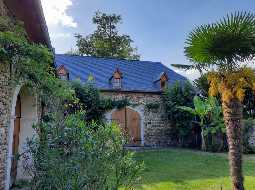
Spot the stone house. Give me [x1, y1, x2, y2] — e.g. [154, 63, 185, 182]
[0, 0, 51, 189]
[55, 55, 187, 146]
[0, 0, 188, 189]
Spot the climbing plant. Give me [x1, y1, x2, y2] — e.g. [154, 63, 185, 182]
[65, 81, 131, 122]
[162, 81, 196, 146]
[0, 16, 74, 106]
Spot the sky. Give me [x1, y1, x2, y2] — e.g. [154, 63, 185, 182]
[41, 0, 255, 80]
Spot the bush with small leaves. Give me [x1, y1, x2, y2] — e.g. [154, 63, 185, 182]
[23, 112, 143, 190]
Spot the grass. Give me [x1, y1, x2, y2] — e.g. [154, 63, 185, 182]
[132, 149, 255, 190]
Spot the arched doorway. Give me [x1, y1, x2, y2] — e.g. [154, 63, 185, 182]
[7, 86, 38, 187]
[112, 107, 141, 146]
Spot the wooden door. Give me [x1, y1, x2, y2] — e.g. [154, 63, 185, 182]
[111, 107, 141, 146]
[126, 108, 141, 145]
[11, 95, 21, 182]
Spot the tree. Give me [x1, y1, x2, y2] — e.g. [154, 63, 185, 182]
[179, 96, 222, 151]
[74, 11, 140, 60]
[162, 82, 196, 146]
[173, 12, 255, 190]
[193, 74, 210, 97]
[243, 87, 255, 119]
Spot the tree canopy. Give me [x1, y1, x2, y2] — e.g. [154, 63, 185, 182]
[74, 12, 140, 60]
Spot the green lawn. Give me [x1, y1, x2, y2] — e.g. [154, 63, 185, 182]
[132, 149, 255, 190]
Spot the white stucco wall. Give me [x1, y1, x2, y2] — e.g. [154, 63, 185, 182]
[16, 88, 37, 180]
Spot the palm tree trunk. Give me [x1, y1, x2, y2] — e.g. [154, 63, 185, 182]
[222, 98, 244, 190]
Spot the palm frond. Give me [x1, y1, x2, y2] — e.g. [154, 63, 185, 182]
[171, 64, 194, 70]
[185, 11, 255, 71]
[171, 63, 203, 74]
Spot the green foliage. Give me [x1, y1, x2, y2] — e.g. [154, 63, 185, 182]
[195, 74, 255, 119]
[185, 12, 255, 71]
[0, 16, 74, 106]
[162, 81, 196, 145]
[112, 98, 131, 110]
[74, 11, 140, 60]
[179, 96, 225, 151]
[193, 74, 210, 97]
[23, 112, 144, 190]
[243, 88, 255, 119]
[145, 102, 160, 110]
[68, 81, 107, 121]
[243, 118, 255, 153]
[66, 81, 130, 121]
[0, 16, 27, 38]
[173, 12, 255, 103]
[179, 96, 219, 126]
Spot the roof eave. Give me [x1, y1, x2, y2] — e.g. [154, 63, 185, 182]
[4, 0, 52, 48]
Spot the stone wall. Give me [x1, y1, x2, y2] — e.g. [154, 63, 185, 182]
[0, 63, 14, 190]
[102, 91, 174, 146]
[0, 3, 13, 189]
[0, 0, 9, 17]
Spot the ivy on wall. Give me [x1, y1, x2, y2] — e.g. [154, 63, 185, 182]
[0, 16, 74, 105]
[145, 102, 160, 110]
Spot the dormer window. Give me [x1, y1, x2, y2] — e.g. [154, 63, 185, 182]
[154, 72, 168, 90]
[111, 68, 122, 89]
[161, 80, 166, 89]
[57, 65, 69, 80]
[160, 72, 168, 90]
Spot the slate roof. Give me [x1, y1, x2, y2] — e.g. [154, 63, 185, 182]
[55, 54, 187, 92]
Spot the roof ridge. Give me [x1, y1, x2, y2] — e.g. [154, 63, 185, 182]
[56, 54, 162, 64]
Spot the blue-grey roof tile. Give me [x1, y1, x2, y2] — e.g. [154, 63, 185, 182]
[55, 54, 187, 92]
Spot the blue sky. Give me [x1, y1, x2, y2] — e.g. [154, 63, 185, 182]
[41, 0, 255, 79]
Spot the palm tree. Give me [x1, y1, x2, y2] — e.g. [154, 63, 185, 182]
[173, 12, 255, 190]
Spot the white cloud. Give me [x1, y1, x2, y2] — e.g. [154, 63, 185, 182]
[41, 0, 77, 28]
[51, 32, 71, 39]
[173, 68, 200, 81]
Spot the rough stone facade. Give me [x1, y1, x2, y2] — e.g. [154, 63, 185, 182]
[0, 3, 12, 189]
[103, 91, 174, 146]
[0, 64, 14, 190]
[0, 0, 9, 17]
[0, 3, 41, 188]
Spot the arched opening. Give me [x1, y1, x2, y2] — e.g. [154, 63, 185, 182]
[7, 86, 38, 187]
[111, 107, 141, 146]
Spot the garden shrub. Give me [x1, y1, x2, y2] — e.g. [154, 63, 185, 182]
[243, 118, 255, 153]
[179, 96, 227, 152]
[23, 112, 143, 190]
[162, 81, 196, 147]
[65, 81, 130, 122]
[203, 98, 227, 152]
[145, 102, 160, 110]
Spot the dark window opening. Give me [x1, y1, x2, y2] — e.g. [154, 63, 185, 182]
[160, 80, 166, 89]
